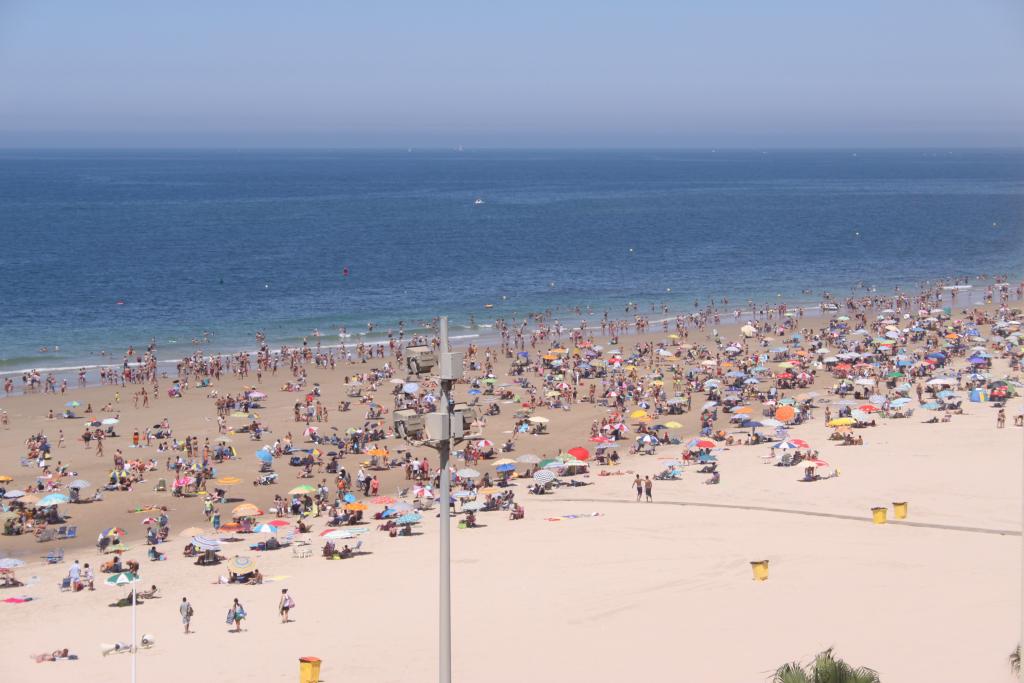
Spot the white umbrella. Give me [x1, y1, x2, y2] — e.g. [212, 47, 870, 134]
[456, 468, 480, 479]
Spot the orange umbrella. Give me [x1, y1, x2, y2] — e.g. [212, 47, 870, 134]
[733, 406, 753, 414]
[344, 502, 368, 511]
[775, 405, 796, 422]
[366, 448, 388, 457]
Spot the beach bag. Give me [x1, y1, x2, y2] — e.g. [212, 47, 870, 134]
[284, 595, 295, 610]
[225, 608, 234, 625]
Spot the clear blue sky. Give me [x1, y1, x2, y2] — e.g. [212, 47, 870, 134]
[1, 0, 1021, 147]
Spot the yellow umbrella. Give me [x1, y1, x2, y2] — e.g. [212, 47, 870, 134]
[777, 362, 795, 369]
[551, 348, 568, 354]
[828, 418, 855, 427]
[664, 421, 683, 429]
[232, 503, 261, 517]
[629, 409, 648, 419]
[491, 459, 516, 467]
[0, 475, 13, 483]
[216, 476, 241, 486]
[477, 487, 501, 495]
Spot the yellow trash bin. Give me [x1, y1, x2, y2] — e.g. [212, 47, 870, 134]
[750, 560, 769, 581]
[871, 507, 887, 524]
[892, 502, 908, 519]
[299, 656, 321, 683]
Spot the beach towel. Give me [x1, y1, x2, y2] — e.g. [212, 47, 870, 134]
[545, 512, 604, 522]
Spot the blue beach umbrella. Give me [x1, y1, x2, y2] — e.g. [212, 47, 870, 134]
[38, 493, 69, 506]
[495, 463, 516, 473]
[255, 449, 273, 463]
[343, 493, 357, 503]
[397, 513, 422, 525]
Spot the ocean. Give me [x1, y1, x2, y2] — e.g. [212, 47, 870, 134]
[0, 148, 1021, 377]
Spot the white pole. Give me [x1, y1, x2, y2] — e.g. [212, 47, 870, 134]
[131, 579, 137, 683]
[438, 316, 452, 683]
[1020, 430, 1023, 682]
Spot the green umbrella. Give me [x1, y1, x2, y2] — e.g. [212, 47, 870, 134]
[106, 571, 139, 586]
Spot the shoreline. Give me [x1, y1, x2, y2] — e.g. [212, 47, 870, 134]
[3, 275, 1016, 391]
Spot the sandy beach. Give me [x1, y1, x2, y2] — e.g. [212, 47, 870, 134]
[1, 287, 1023, 682]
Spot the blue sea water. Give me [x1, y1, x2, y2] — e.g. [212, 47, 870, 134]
[0, 148, 1021, 375]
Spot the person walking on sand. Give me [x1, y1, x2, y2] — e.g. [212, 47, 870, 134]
[227, 598, 246, 632]
[278, 588, 294, 623]
[644, 476, 653, 502]
[181, 597, 193, 634]
[633, 475, 643, 501]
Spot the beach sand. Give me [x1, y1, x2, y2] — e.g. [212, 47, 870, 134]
[1, 302, 1022, 682]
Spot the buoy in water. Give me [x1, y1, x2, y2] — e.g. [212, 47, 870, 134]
[116, 300, 125, 305]
[342, 267, 349, 277]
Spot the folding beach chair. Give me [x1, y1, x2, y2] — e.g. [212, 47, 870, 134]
[36, 528, 55, 543]
[45, 548, 65, 564]
[55, 526, 68, 539]
[58, 576, 72, 591]
[65, 526, 78, 540]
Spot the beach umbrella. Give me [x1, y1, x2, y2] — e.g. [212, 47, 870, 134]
[105, 571, 139, 587]
[491, 458, 516, 467]
[477, 487, 501, 495]
[255, 449, 273, 463]
[0, 558, 25, 570]
[343, 493, 357, 503]
[141, 517, 159, 526]
[827, 418, 855, 427]
[0, 475, 12, 483]
[772, 439, 810, 450]
[101, 418, 119, 426]
[805, 459, 830, 469]
[344, 502, 368, 511]
[890, 397, 911, 407]
[231, 503, 261, 517]
[452, 491, 474, 499]
[100, 527, 126, 538]
[567, 447, 590, 460]
[178, 526, 206, 538]
[65, 401, 80, 408]
[397, 513, 422, 525]
[216, 476, 241, 486]
[495, 463, 516, 473]
[457, 468, 480, 479]
[533, 470, 555, 486]
[462, 501, 486, 511]
[252, 523, 279, 534]
[517, 454, 540, 464]
[3, 490, 25, 499]
[192, 535, 221, 551]
[288, 485, 315, 495]
[528, 416, 550, 425]
[366, 448, 388, 457]
[226, 556, 258, 574]
[321, 529, 358, 540]
[248, 391, 267, 399]
[68, 479, 91, 489]
[858, 404, 880, 413]
[922, 401, 943, 410]
[475, 440, 494, 449]
[774, 406, 796, 422]
[664, 421, 683, 429]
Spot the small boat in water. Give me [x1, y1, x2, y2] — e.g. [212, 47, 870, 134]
[474, 198, 485, 205]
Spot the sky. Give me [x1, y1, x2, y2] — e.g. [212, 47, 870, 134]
[0, 1, 1022, 148]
